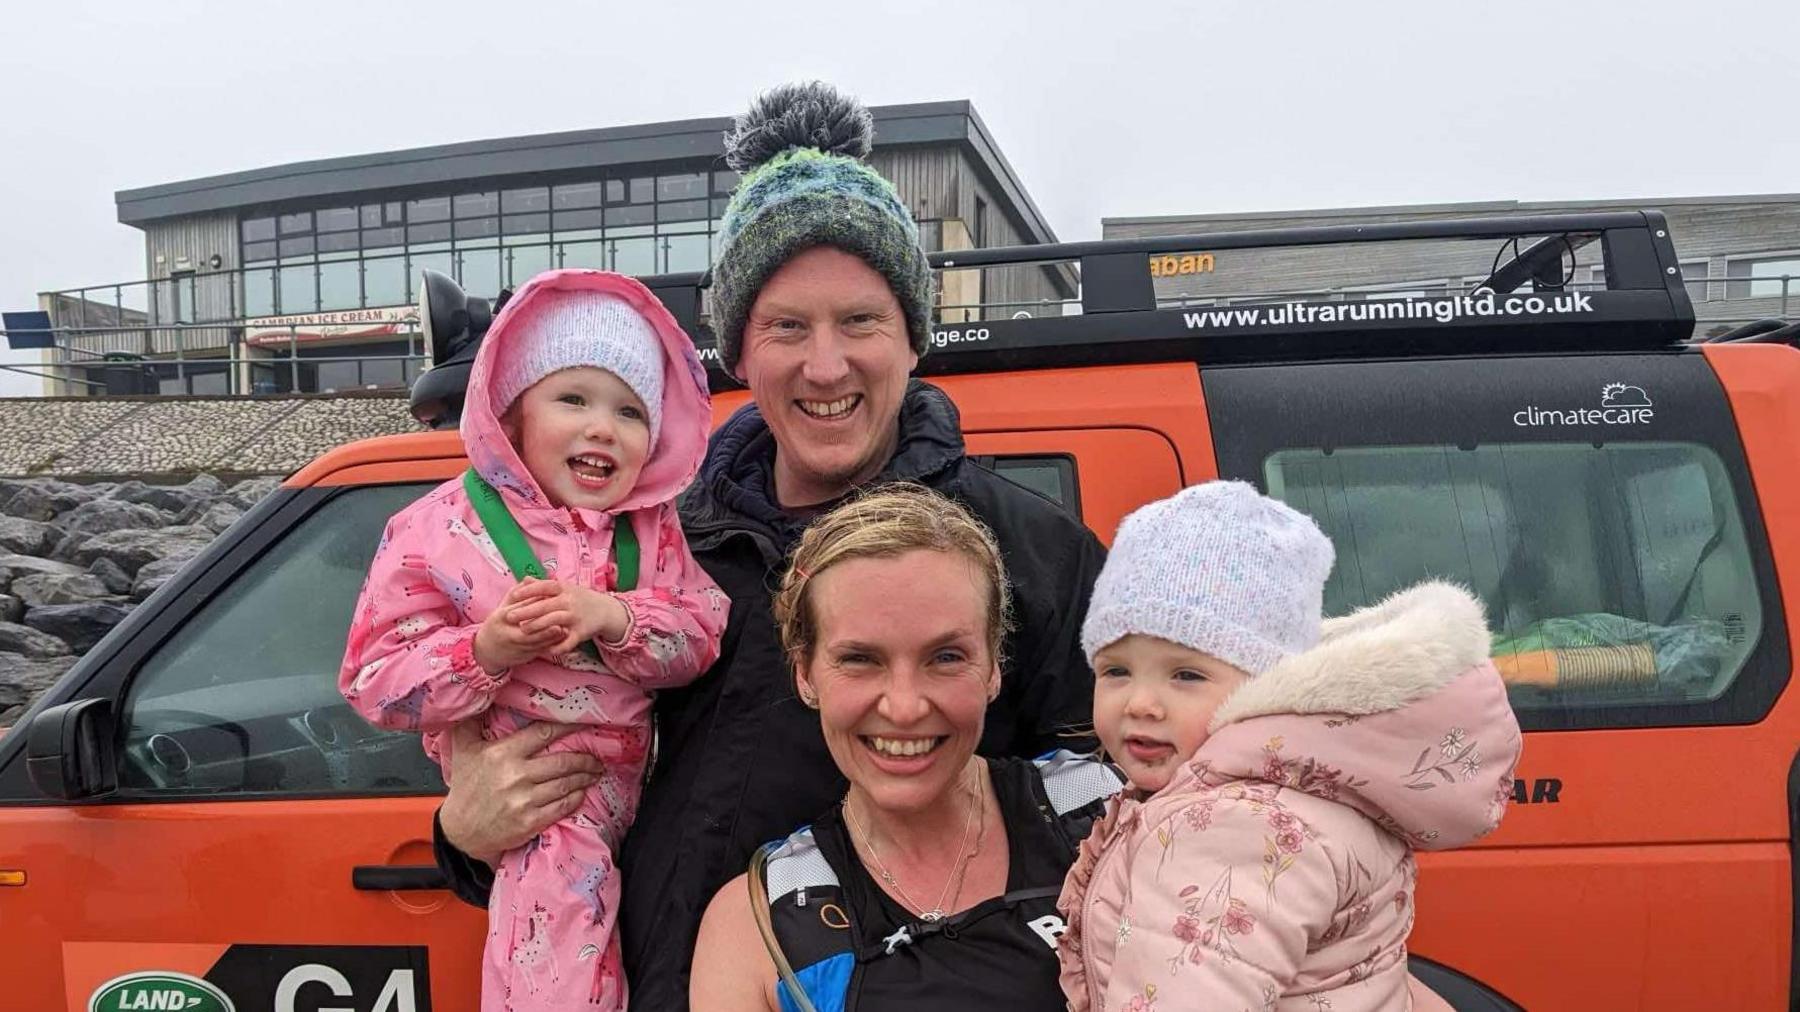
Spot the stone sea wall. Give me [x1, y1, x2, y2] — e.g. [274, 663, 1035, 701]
[0, 474, 285, 728]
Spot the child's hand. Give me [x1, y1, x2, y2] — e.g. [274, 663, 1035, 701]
[505, 579, 631, 656]
[473, 581, 566, 674]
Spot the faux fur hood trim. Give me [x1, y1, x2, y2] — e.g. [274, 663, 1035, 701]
[1210, 581, 1490, 730]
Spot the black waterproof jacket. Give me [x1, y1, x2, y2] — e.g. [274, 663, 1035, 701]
[435, 380, 1106, 1010]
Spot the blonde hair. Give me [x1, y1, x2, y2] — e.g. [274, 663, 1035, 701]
[773, 483, 1015, 667]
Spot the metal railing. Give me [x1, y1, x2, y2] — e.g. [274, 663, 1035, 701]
[0, 318, 429, 397]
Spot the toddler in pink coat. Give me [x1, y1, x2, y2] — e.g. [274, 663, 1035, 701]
[339, 269, 727, 1012]
[1058, 481, 1520, 1011]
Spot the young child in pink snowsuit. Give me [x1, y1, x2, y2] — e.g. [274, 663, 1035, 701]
[339, 269, 726, 1012]
[1058, 481, 1521, 1011]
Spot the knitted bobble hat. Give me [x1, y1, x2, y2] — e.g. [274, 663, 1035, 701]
[491, 290, 666, 444]
[1081, 481, 1337, 677]
[710, 81, 936, 375]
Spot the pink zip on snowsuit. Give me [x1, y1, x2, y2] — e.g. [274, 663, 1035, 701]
[339, 269, 726, 1012]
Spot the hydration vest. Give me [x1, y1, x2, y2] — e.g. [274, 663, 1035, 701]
[755, 751, 1125, 1012]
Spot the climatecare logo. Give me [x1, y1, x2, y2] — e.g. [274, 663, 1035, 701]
[1513, 383, 1654, 427]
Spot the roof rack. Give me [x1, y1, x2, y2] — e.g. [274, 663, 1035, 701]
[639, 210, 1695, 389]
[409, 210, 1697, 423]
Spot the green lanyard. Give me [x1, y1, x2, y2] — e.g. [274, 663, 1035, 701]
[462, 468, 639, 592]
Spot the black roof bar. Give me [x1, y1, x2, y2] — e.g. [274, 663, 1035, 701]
[413, 210, 1696, 410]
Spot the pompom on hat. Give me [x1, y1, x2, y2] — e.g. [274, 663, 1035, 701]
[1081, 481, 1337, 676]
[490, 289, 666, 444]
[710, 81, 936, 375]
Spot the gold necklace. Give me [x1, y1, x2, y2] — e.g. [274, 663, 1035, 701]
[844, 767, 985, 922]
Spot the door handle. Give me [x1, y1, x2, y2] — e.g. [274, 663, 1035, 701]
[352, 865, 448, 891]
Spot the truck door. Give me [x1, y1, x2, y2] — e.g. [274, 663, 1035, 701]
[0, 481, 482, 1012]
[1202, 351, 1794, 1010]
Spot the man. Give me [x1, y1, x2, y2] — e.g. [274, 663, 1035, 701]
[434, 82, 1105, 1010]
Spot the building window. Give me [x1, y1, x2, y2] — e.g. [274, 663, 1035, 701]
[239, 167, 737, 319]
[1726, 254, 1800, 300]
[1679, 261, 1709, 303]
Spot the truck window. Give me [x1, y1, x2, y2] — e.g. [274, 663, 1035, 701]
[1265, 442, 1762, 713]
[115, 483, 441, 797]
[974, 454, 1082, 516]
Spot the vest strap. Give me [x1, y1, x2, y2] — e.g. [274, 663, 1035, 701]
[462, 467, 639, 591]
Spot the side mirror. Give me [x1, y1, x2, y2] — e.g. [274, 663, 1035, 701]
[25, 698, 118, 801]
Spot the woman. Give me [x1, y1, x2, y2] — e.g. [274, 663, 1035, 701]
[690, 483, 1120, 1010]
[690, 484, 1459, 1012]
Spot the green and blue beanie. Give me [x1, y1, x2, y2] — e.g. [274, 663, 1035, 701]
[711, 82, 936, 375]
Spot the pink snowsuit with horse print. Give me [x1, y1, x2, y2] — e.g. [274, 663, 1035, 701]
[339, 269, 726, 1012]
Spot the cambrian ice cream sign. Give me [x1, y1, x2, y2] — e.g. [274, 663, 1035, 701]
[244, 307, 417, 347]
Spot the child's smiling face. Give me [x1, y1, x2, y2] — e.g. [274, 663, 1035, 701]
[503, 365, 651, 511]
[1093, 634, 1250, 793]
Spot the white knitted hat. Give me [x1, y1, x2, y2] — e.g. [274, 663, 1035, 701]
[1081, 481, 1336, 676]
[491, 290, 666, 443]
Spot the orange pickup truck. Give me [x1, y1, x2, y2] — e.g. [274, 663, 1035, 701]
[3, 211, 1795, 1011]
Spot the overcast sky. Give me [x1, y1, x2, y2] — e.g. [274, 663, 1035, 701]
[3, 0, 1795, 395]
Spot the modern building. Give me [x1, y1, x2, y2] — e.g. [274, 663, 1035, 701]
[37, 101, 1071, 396]
[1104, 195, 1800, 336]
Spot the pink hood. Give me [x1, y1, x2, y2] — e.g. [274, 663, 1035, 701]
[1194, 580, 1520, 850]
[460, 269, 713, 521]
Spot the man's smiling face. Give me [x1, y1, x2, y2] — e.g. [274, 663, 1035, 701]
[737, 245, 919, 508]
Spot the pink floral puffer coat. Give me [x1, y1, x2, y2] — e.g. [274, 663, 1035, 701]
[1058, 582, 1521, 1012]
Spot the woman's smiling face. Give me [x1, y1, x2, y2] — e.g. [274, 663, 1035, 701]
[795, 548, 998, 816]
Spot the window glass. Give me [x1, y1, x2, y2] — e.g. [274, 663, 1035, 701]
[612, 237, 655, 276]
[243, 266, 276, 317]
[658, 199, 709, 224]
[188, 366, 230, 395]
[278, 236, 315, 258]
[609, 204, 653, 228]
[408, 222, 452, 245]
[317, 231, 359, 254]
[458, 247, 501, 298]
[455, 217, 499, 242]
[360, 356, 405, 388]
[242, 241, 278, 262]
[559, 240, 607, 270]
[363, 254, 406, 307]
[503, 213, 550, 236]
[361, 205, 383, 229]
[507, 243, 552, 286]
[988, 455, 1078, 513]
[556, 208, 604, 231]
[279, 212, 313, 235]
[317, 257, 361, 310]
[242, 217, 276, 242]
[553, 182, 605, 210]
[503, 187, 549, 213]
[316, 207, 358, 233]
[407, 196, 450, 223]
[117, 486, 444, 796]
[664, 233, 711, 273]
[628, 177, 653, 204]
[408, 250, 454, 297]
[362, 226, 404, 250]
[1679, 261, 1709, 303]
[1726, 256, 1800, 300]
[454, 192, 498, 218]
[1264, 442, 1763, 712]
[713, 170, 740, 195]
[658, 173, 707, 201]
[277, 264, 316, 313]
